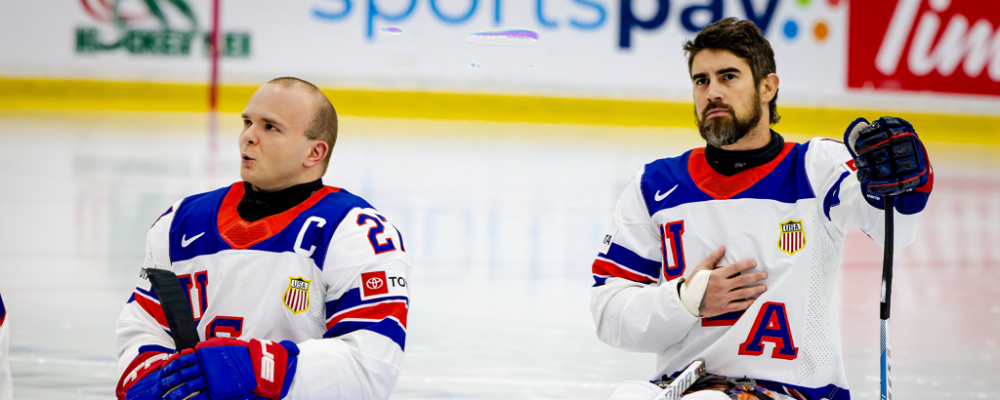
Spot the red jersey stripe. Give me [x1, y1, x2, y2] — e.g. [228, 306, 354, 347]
[326, 301, 408, 330]
[592, 258, 657, 284]
[133, 292, 169, 329]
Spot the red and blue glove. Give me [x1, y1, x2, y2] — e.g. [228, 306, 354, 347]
[194, 337, 299, 400]
[844, 116, 933, 214]
[117, 345, 209, 400]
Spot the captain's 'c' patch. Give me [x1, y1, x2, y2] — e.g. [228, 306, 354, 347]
[778, 220, 806, 256]
[283, 276, 311, 314]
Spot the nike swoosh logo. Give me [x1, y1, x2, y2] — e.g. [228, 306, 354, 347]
[181, 232, 205, 248]
[654, 185, 678, 202]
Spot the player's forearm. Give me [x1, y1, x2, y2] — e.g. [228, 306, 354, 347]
[286, 331, 403, 400]
[114, 313, 175, 373]
[592, 280, 699, 353]
[867, 205, 921, 250]
[834, 178, 923, 249]
[0, 321, 11, 400]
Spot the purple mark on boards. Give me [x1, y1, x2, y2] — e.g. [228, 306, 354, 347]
[469, 29, 539, 41]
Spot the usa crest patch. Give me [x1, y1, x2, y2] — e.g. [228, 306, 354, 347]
[778, 220, 806, 256]
[283, 276, 311, 314]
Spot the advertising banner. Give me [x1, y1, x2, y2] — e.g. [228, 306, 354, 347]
[848, 0, 1000, 98]
[0, 0, 997, 111]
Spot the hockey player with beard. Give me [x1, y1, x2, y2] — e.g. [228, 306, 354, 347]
[591, 18, 933, 400]
[115, 77, 409, 400]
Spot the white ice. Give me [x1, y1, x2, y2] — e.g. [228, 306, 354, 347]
[0, 110, 997, 399]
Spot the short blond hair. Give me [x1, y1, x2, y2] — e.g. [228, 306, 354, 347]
[267, 77, 338, 165]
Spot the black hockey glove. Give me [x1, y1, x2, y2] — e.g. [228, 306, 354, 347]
[843, 116, 933, 215]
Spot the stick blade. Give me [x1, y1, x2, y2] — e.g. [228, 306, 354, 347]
[654, 360, 707, 400]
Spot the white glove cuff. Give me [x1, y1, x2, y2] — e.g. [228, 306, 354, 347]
[680, 269, 711, 317]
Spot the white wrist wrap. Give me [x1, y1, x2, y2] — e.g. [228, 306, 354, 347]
[680, 269, 711, 317]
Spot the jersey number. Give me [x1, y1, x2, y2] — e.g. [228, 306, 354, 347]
[738, 302, 799, 360]
[206, 316, 244, 339]
[357, 213, 400, 254]
[659, 220, 687, 281]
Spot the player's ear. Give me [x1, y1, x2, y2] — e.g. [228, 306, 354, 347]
[303, 140, 329, 169]
[759, 73, 779, 103]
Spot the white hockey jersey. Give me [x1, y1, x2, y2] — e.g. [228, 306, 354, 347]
[591, 138, 929, 400]
[0, 292, 11, 400]
[115, 182, 409, 400]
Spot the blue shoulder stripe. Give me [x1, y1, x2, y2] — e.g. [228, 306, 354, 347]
[599, 243, 661, 280]
[641, 151, 713, 214]
[644, 143, 817, 215]
[169, 185, 373, 270]
[731, 142, 815, 202]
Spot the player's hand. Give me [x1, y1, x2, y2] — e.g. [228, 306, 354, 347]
[194, 337, 300, 400]
[159, 349, 208, 400]
[694, 245, 768, 318]
[844, 116, 931, 196]
[120, 348, 209, 400]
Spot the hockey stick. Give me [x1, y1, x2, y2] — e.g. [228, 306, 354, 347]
[880, 196, 894, 400]
[653, 360, 707, 400]
[143, 268, 200, 350]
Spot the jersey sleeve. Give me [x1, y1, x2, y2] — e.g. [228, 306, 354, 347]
[809, 138, 927, 248]
[286, 207, 409, 400]
[113, 202, 182, 397]
[590, 167, 699, 353]
[0, 292, 12, 400]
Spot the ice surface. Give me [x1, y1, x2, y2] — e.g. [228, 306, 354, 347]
[0, 110, 997, 399]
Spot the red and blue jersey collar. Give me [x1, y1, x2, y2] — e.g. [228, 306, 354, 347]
[217, 182, 339, 250]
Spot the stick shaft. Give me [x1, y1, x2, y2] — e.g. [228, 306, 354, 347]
[880, 196, 894, 400]
[144, 268, 201, 350]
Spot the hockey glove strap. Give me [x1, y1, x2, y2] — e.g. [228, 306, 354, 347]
[118, 346, 208, 400]
[844, 116, 933, 214]
[194, 337, 300, 400]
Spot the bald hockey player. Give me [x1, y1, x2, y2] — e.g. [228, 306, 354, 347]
[0, 292, 11, 400]
[115, 77, 409, 400]
[591, 18, 932, 400]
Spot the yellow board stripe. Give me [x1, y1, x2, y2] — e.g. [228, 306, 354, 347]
[1, 77, 996, 144]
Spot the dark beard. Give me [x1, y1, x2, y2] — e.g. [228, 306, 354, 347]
[697, 90, 763, 148]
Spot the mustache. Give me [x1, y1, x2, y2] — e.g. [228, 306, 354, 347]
[701, 101, 734, 119]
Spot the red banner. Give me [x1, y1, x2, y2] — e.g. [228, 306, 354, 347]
[848, 0, 1000, 97]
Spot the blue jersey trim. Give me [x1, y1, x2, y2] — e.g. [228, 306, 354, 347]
[325, 288, 409, 320]
[824, 171, 851, 221]
[642, 143, 817, 216]
[136, 286, 159, 300]
[641, 151, 713, 214]
[324, 319, 406, 351]
[167, 186, 231, 264]
[168, 184, 374, 270]
[661, 371, 850, 400]
[137, 344, 176, 355]
[757, 379, 850, 400]
[600, 243, 661, 281]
